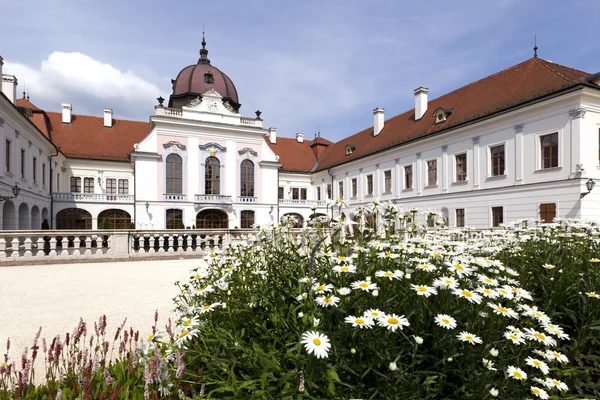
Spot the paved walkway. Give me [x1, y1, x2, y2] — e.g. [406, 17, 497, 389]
[0, 258, 204, 378]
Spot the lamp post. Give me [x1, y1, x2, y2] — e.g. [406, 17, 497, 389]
[0, 184, 21, 202]
[581, 178, 596, 198]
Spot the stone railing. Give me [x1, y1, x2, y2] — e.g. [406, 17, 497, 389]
[238, 196, 257, 203]
[194, 194, 233, 204]
[163, 193, 186, 201]
[52, 193, 134, 202]
[240, 117, 263, 128]
[279, 199, 328, 207]
[155, 107, 183, 117]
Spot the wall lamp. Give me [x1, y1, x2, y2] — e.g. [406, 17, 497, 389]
[145, 201, 150, 212]
[269, 205, 274, 215]
[581, 178, 596, 198]
[0, 184, 21, 202]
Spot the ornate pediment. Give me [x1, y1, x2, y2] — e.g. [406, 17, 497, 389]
[187, 97, 202, 107]
[238, 147, 258, 158]
[163, 141, 186, 152]
[202, 88, 223, 99]
[200, 142, 227, 157]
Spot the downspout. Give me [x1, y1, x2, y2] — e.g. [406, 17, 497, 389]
[327, 167, 334, 220]
[49, 147, 60, 229]
[132, 156, 136, 230]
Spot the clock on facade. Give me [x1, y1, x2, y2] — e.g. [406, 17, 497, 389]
[207, 100, 219, 112]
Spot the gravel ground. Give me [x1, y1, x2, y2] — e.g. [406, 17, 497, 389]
[0, 258, 205, 381]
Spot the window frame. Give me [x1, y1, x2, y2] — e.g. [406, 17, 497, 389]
[292, 187, 300, 200]
[70, 176, 81, 193]
[489, 143, 506, 177]
[20, 148, 26, 179]
[42, 163, 46, 187]
[455, 153, 467, 182]
[204, 156, 220, 195]
[539, 203, 557, 223]
[351, 178, 357, 198]
[426, 159, 437, 186]
[338, 181, 344, 199]
[455, 208, 465, 227]
[118, 179, 129, 195]
[404, 165, 413, 190]
[166, 209, 184, 229]
[491, 206, 504, 227]
[278, 186, 284, 200]
[316, 187, 321, 201]
[106, 178, 117, 195]
[240, 210, 255, 229]
[384, 170, 392, 193]
[240, 159, 255, 197]
[83, 177, 95, 194]
[32, 156, 37, 184]
[366, 174, 373, 196]
[166, 153, 183, 194]
[539, 132, 559, 170]
[300, 188, 307, 200]
[5, 139, 11, 173]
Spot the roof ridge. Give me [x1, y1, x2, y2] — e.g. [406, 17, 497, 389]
[537, 58, 589, 83]
[45, 110, 147, 124]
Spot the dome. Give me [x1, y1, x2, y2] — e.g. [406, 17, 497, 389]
[168, 36, 240, 111]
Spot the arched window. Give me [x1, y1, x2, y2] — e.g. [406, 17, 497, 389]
[56, 208, 92, 230]
[166, 154, 182, 194]
[240, 159, 254, 197]
[196, 209, 228, 229]
[205, 157, 220, 195]
[98, 209, 132, 229]
[241, 210, 254, 229]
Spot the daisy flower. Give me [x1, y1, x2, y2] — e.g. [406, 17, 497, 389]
[586, 292, 598, 298]
[504, 332, 525, 345]
[506, 365, 527, 380]
[195, 285, 214, 295]
[175, 329, 199, 348]
[488, 303, 519, 318]
[178, 316, 199, 329]
[446, 261, 473, 276]
[590, 258, 600, 263]
[198, 302, 222, 314]
[453, 288, 483, 304]
[433, 276, 458, 289]
[337, 287, 351, 296]
[524, 328, 557, 347]
[435, 314, 457, 329]
[411, 284, 438, 297]
[363, 309, 384, 319]
[477, 287, 499, 299]
[457, 331, 482, 345]
[332, 265, 357, 274]
[315, 295, 340, 307]
[478, 275, 498, 286]
[344, 316, 375, 329]
[300, 331, 330, 359]
[525, 357, 550, 375]
[375, 270, 403, 280]
[299, 277, 314, 284]
[530, 386, 549, 399]
[543, 377, 568, 391]
[495, 287, 514, 300]
[378, 251, 399, 259]
[416, 264, 437, 272]
[542, 350, 569, 363]
[541, 322, 569, 340]
[351, 280, 378, 292]
[542, 263, 555, 270]
[377, 314, 410, 332]
[482, 358, 497, 371]
[312, 283, 334, 294]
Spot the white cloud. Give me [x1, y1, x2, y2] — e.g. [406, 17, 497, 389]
[3, 52, 167, 120]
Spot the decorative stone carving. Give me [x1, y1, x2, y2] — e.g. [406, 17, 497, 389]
[441, 145, 448, 152]
[416, 152, 421, 158]
[514, 124, 524, 133]
[28, 140, 32, 148]
[199, 142, 226, 156]
[188, 97, 202, 107]
[162, 141, 186, 152]
[223, 101, 236, 113]
[569, 108, 587, 119]
[39, 149, 42, 155]
[472, 136, 480, 145]
[238, 147, 258, 157]
[61, 167, 66, 172]
[15, 130, 20, 138]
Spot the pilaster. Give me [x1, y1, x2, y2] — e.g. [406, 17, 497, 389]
[472, 137, 480, 189]
[514, 124, 524, 184]
[416, 152, 422, 195]
[441, 145, 448, 193]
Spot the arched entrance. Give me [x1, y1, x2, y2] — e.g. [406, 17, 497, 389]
[41, 208, 49, 227]
[98, 209, 132, 229]
[18, 203, 29, 230]
[196, 209, 228, 229]
[31, 206, 41, 230]
[2, 201, 16, 230]
[281, 213, 304, 228]
[56, 208, 92, 230]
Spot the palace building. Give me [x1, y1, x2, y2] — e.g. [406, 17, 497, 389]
[1, 40, 599, 230]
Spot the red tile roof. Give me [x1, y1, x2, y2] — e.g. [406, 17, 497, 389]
[265, 136, 333, 173]
[313, 58, 595, 171]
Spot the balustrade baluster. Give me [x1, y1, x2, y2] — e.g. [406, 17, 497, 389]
[84, 237, 92, 255]
[49, 237, 57, 256]
[157, 236, 165, 253]
[167, 235, 175, 253]
[73, 237, 81, 256]
[23, 238, 33, 257]
[0, 238, 6, 259]
[10, 238, 19, 258]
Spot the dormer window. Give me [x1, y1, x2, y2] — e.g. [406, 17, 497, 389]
[433, 107, 454, 124]
[345, 144, 357, 156]
[204, 71, 214, 84]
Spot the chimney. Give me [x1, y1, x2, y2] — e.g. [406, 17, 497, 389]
[61, 103, 72, 124]
[268, 127, 277, 144]
[103, 108, 113, 128]
[1, 73, 17, 104]
[373, 108, 384, 136]
[296, 132, 304, 143]
[414, 86, 428, 120]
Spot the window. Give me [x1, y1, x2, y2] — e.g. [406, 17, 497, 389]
[42, 163, 46, 186]
[300, 188, 307, 200]
[491, 206, 504, 227]
[351, 178, 357, 198]
[490, 144, 505, 176]
[455, 153, 466, 181]
[338, 181, 344, 199]
[70, 177, 81, 193]
[427, 160, 437, 186]
[5, 139, 10, 172]
[166, 153, 183, 193]
[83, 177, 94, 193]
[404, 165, 413, 189]
[204, 71, 214, 84]
[205, 156, 220, 195]
[427, 215, 435, 228]
[366, 174, 373, 195]
[292, 188, 299, 200]
[456, 209, 465, 227]
[20, 149, 25, 179]
[384, 170, 392, 193]
[166, 209, 183, 229]
[278, 186, 284, 200]
[240, 159, 254, 197]
[118, 179, 129, 195]
[106, 178, 117, 194]
[317, 187, 321, 201]
[539, 203, 556, 223]
[327, 184, 332, 200]
[241, 210, 255, 229]
[540, 133, 558, 169]
[32, 157, 37, 183]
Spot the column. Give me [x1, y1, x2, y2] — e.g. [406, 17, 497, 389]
[514, 124, 524, 185]
[472, 137, 480, 189]
[569, 108, 587, 178]
[394, 158, 400, 198]
[416, 153, 422, 195]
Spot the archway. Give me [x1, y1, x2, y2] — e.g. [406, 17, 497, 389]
[2, 201, 16, 230]
[31, 206, 41, 230]
[196, 209, 228, 229]
[41, 208, 49, 228]
[281, 213, 304, 228]
[440, 207, 449, 227]
[18, 203, 29, 230]
[98, 209, 132, 229]
[56, 208, 92, 230]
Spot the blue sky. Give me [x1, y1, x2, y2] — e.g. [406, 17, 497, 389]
[2, 0, 599, 142]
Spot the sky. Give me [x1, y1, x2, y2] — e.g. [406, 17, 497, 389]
[1, 0, 599, 143]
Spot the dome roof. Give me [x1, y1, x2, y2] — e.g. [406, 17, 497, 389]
[168, 36, 240, 111]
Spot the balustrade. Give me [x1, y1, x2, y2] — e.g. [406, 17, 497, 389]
[52, 192, 134, 202]
[194, 194, 232, 204]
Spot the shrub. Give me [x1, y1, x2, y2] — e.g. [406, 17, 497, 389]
[41, 219, 50, 230]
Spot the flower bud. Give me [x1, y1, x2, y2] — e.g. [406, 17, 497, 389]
[405, 273, 412, 279]
[389, 362, 397, 371]
[447, 357, 453, 362]
[298, 312, 304, 318]
[489, 348, 498, 357]
[413, 336, 423, 344]
[372, 290, 379, 297]
[350, 348, 356, 354]
[489, 388, 499, 397]
[313, 318, 320, 327]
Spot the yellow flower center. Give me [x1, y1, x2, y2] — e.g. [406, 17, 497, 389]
[552, 353, 560, 358]
[497, 306, 508, 313]
[338, 256, 346, 261]
[359, 283, 369, 288]
[179, 330, 189, 338]
[417, 286, 427, 292]
[385, 253, 392, 257]
[341, 267, 349, 271]
[533, 388, 541, 394]
[433, 253, 442, 258]
[313, 338, 321, 346]
[442, 318, 450, 324]
[356, 319, 365, 325]
[461, 290, 473, 298]
[484, 278, 493, 283]
[444, 279, 452, 284]
[465, 335, 473, 341]
[533, 360, 541, 366]
[552, 380, 559, 386]
[323, 298, 332, 303]
[513, 371, 523, 379]
[509, 334, 518, 341]
[316, 285, 325, 291]
[203, 305, 211, 310]
[454, 264, 464, 271]
[0, 362, 5, 368]
[422, 265, 430, 269]
[499, 290, 508, 295]
[371, 312, 379, 317]
[533, 333, 546, 341]
[388, 318, 399, 325]
[483, 289, 492, 295]
[183, 319, 191, 326]
[384, 272, 393, 277]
